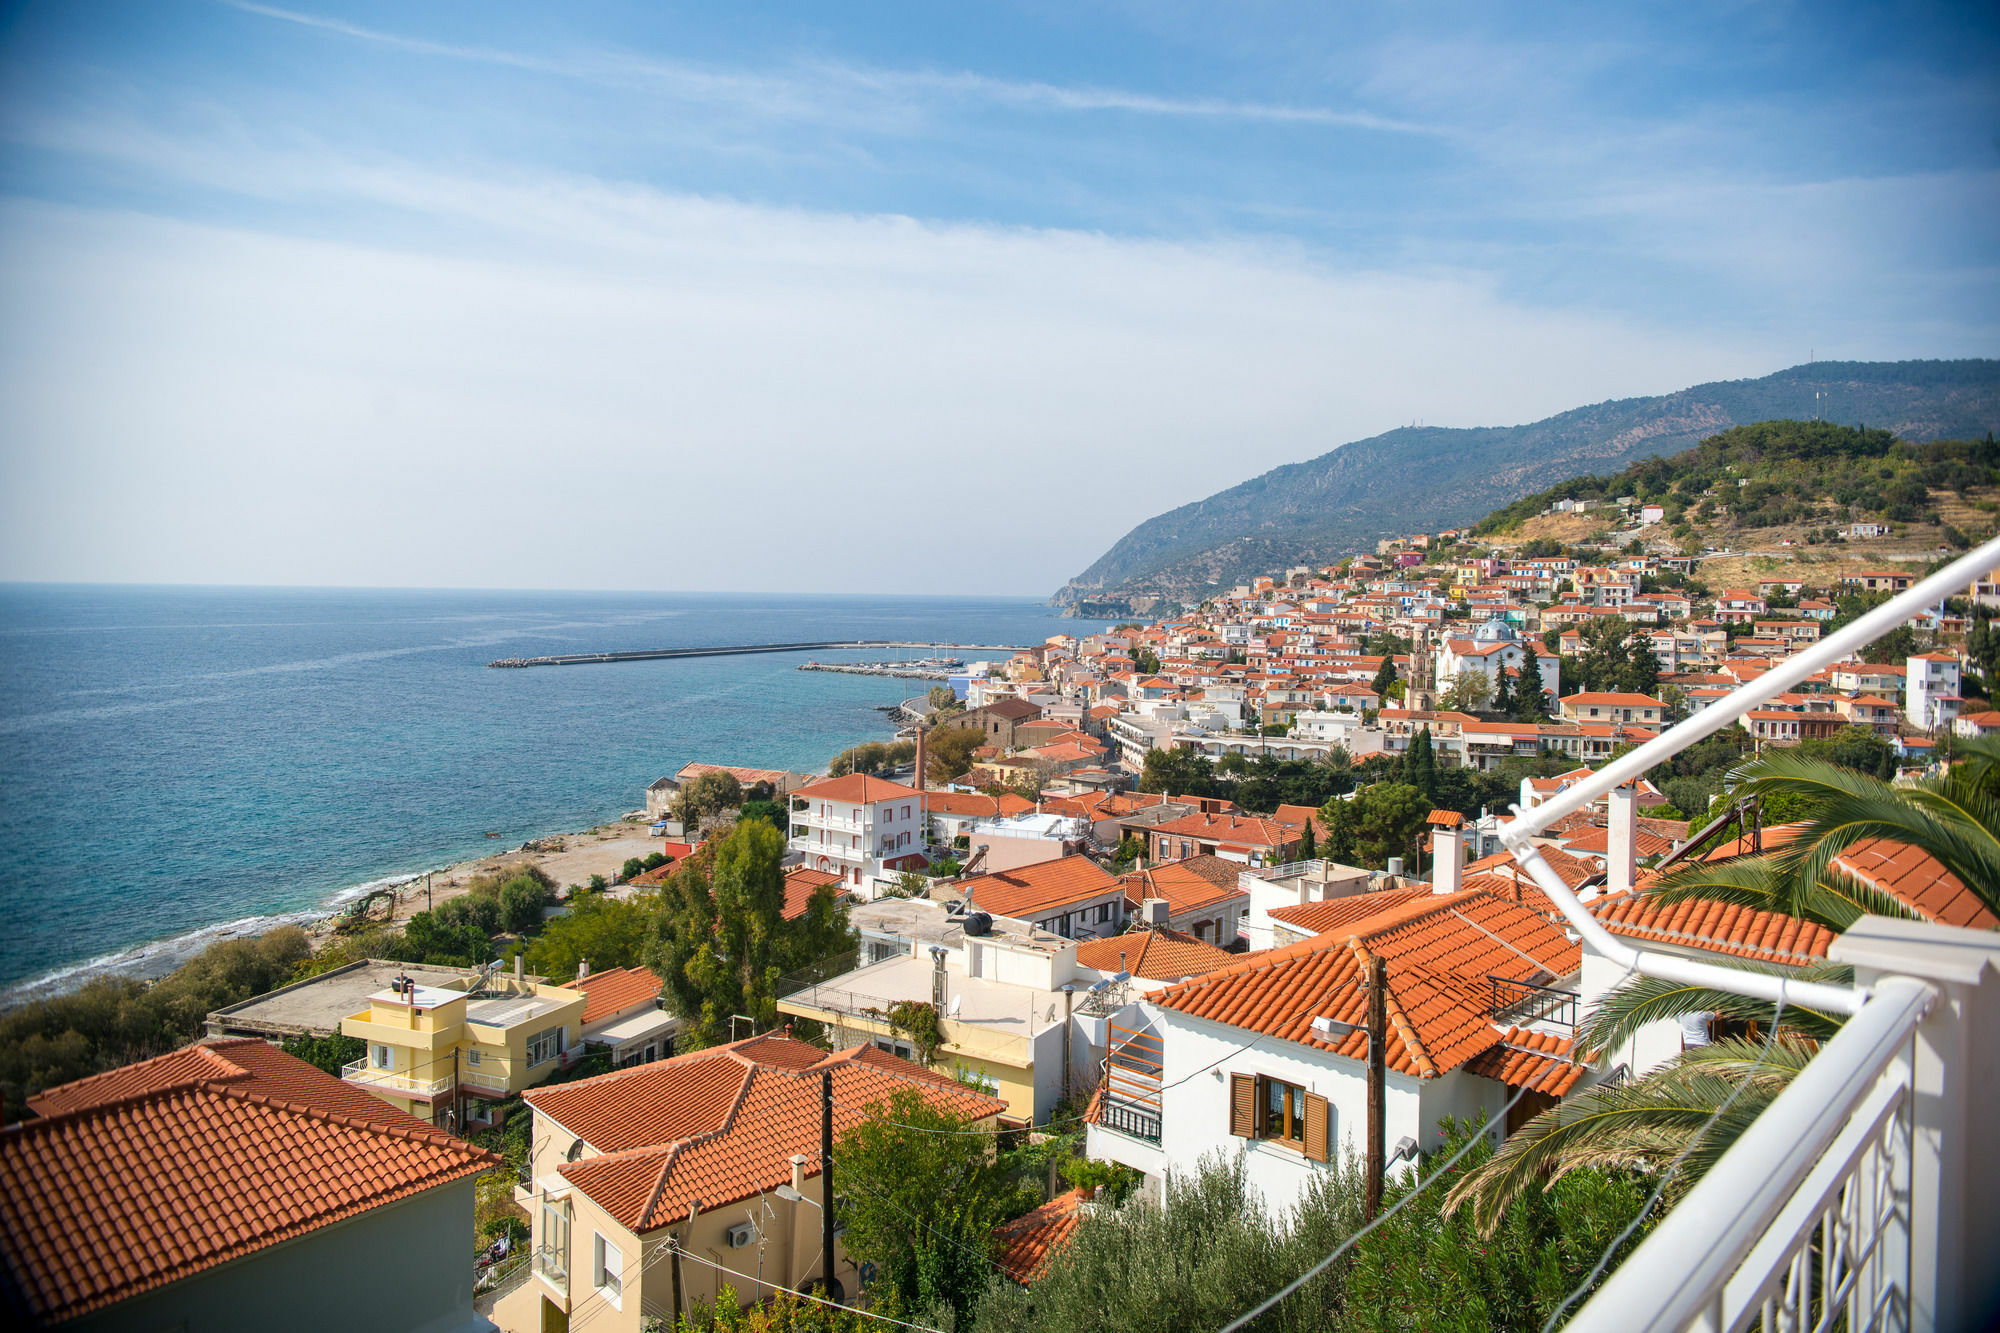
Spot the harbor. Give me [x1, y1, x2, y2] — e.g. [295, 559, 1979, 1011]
[796, 656, 964, 681]
[487, 640, 1020, 668]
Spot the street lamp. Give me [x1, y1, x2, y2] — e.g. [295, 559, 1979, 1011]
[775, 1184, 817, 1210]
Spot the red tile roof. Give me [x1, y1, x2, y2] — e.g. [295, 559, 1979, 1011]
[793, 774, 925, 804]
[1558, 825, 1677, 858]
[956, 855, 1121, 920]
[3, 1043, 498, 1323]
[1268, 888, 1435, 937]
[1831, 836, 1998, 930]
[1427, 809, 1465, 827]
[1073, 929, 1238, 982]
[1151, 891, 1578, 1078]
[1149, 811, 1298, 851]
[994, 1189, 1085, 1284]
[1591, 892, 1835, 966]
[1463, 1027, 1587, 1097]
[538, 1036, 1003, 1232]
[1118, 856, 1247, 915]
[782, 867, 847, 921]
[558, 966, 665, 1027]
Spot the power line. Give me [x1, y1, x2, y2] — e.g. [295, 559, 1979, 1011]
[1216, 1075, 1549, 1333]
[1534, 996, 1791, 1333]
[672, 1247, 948, 1333]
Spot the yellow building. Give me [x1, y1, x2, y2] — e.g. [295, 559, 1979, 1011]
[340, 969, 587, 1128]
[494, 1034, 1003, 1333]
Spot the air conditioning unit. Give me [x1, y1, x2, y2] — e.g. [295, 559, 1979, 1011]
[725, 1222, 757, 1250]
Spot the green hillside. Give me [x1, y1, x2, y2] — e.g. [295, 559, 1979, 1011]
[1478, 420, 2000, 547]
[1053, 359, 2000, 616]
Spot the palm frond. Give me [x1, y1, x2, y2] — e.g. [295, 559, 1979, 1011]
[1443, 1040, 1814, 1235]
[1579, 963, 1850, 1054]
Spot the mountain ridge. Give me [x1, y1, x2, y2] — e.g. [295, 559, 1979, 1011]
[1054, 359, 2000, 617]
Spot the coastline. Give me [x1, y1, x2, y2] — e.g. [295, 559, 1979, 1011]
[0, 815, 668, 1010]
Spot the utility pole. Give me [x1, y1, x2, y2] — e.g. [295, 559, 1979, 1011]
[670, 1235, 684, 1323]
[821, 1069, 837, 1304]
[1365, 953, 1387, 1221]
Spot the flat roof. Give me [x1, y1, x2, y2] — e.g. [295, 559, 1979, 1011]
[593, 1008, 679, 1043]
[204, 959, 472, 1039]
[465, 993, 571, 1028]
[366, 983, 463, 1010]
[795, 954, 1065, 1030]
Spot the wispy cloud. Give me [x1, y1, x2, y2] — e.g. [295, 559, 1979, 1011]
[223, 1, 1430, 135]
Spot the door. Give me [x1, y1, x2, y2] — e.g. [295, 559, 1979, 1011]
[541, 1296, 569, 1333]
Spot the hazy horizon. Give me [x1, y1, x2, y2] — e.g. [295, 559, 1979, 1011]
[3, 3, 1995, 596]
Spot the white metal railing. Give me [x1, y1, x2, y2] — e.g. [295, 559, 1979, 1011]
[1506, 534, 2000, 1333]
[341, 1058, 451, 1097]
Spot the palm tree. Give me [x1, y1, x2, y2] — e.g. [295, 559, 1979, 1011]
[1445, 739, 2000, 1231]
[1639, 737, 2000, 930]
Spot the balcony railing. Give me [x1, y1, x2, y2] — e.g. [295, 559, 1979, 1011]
[341, 1059, 451, 1097]
[1496, 537, 2000, 1333]
[1487, 976, 1577, 1030]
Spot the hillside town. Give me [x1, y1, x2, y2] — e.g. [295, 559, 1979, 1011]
[10, 503, 2000, 1333]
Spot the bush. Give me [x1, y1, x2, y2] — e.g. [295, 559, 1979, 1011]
[642, 851, 669, 870]
[619, 857, 646, 883]
[497, 874, 553, 933]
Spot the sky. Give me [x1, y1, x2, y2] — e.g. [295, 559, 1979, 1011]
[0, 2, 1995, 596]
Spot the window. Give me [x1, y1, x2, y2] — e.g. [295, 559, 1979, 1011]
[370, 1044, 393, 1070]
[526, 1026, 564, 1068]
[902, 804, 912, 819]
[1229, 1072, 1331, 1161]
[1097, 902, 1112, 924]
[594, 1232, 622, 1300]
[466, 1048, 481, 1065]
[1264, 1077, 1306, 1145]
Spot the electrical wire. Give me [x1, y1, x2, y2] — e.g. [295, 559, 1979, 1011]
[1216, 1076, 1546, 1333]
[1533, 995, 1791, 1333]
[672, 1246, 949, 1333]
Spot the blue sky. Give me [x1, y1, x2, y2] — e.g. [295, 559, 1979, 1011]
[0, 1, 1995, 594]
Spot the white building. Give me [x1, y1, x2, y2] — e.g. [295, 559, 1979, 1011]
[1086, 877, 1587, 1216]
[787, 774, 932, 897]
[1907, 652, 1962, 731]
[1432, 619, 1559, 700]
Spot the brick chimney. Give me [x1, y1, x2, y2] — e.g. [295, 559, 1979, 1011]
[1608, 784, 1638, 896]
[914, 726, 927, 793]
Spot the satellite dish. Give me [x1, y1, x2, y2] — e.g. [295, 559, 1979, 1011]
[948, 995, 963, 1018]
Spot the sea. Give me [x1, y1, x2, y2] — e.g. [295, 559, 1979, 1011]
[0, 584, 1103, 1004]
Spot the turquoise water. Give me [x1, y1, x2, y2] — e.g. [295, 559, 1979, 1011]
[0, 585, 1093, 999]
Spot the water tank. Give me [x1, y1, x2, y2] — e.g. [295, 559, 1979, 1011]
[1387, 857, 1404, 876]
[964, 911, 993, 937]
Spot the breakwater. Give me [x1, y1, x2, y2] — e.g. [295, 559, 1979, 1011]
[488, 640, 1021, 668]
[798, 661, 956, 681]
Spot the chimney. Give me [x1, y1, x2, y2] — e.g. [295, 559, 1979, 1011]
[1431, 823, 1463, 895]
[1608, 784, 1638, 896]
[577, 958, 590, 982]
[914, 726, 927, 792]
[514, 953, 524, 986]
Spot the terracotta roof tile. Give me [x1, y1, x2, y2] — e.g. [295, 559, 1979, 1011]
[546, 1036, 1003, 1231]
[1118, 857, 1249, 916]
[2, 1045, 498, 1323]
[793, 774, 925, 804]
[1463, 1027, 1587, 1097]
[956, 855, 1120, 920]
[1267, 889, 1434, 937]
[1592, 892, 1835, 966]
[558, 966, 665, 1026]
[781, 867, 847, 922]
[1151, 891, 1578, 1078]
[1831, 837, 1998, 930]
[1073, 929, 1238, 982]
[994, 1189, 1086, 1284]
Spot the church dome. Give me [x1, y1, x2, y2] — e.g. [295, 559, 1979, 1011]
[1471, 617, 1518, 644]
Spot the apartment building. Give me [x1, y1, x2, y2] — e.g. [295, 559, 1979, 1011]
[786, 773, 932, 895]
[339, 965, 587, 1128]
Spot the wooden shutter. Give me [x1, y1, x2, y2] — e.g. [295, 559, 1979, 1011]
[1229, 1073, 1256, 1138]
[1303, 1093, 1332, 1163]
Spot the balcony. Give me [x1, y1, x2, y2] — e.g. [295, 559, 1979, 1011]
[1496, 540, 2000, 1333]
[1487, 976, 1577, 1030]
[341, 1059, 451, 1098]
[534, 1246, 568, 1292]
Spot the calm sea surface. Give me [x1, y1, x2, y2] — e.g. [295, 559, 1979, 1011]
[0, 585, 1097, 1000]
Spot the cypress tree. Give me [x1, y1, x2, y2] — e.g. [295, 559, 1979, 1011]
[1490, 660, 1512, 715]
[1515, 644, 1545, 720]
[1404, 725, 1438, 801]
